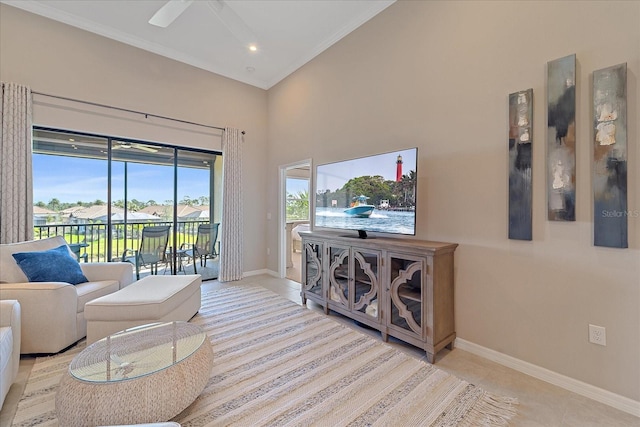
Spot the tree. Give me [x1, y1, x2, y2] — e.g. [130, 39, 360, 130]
[47, 198, 61, 212]
[287, 190, 309, 220]
[342, 175, 392, 207]
[180, 196, 193, 206]
[128, 199, 144, 212]
[315, 173, 417, 209]
[398, 170, 416, 206]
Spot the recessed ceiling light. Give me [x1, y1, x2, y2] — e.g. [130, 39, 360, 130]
[248, 44, 257, 52]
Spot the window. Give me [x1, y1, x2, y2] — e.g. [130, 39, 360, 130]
[32, 127, 221, 280]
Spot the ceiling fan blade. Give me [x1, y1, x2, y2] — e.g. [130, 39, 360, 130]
[149, 0, 194, 28]
[113, 141, 158, 153]
[132, 144, 159, 153]
[206, 0, 258, 47]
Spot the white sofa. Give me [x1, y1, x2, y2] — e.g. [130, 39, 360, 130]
[0, 299, 20, 410]
[0, 236, 134, 354]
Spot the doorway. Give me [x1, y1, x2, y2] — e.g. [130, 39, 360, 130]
[279, 160, 311, 281]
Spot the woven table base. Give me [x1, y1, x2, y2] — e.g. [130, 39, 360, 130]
[55, 335, 213, 426]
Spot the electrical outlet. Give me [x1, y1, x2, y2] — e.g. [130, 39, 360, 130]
[589, 324, 606, 346]
[266, 247, 271, 256]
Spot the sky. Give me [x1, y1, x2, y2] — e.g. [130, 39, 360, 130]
[33, 154, 210, 204]
[315, 148, 417, 192]
[286, 178, 309, 196]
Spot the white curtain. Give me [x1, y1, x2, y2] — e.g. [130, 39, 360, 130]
[0, 82, 33, 244]
[219, 127, 243, 282]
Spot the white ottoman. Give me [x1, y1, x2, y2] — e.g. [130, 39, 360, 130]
[85, 275, 202, 344]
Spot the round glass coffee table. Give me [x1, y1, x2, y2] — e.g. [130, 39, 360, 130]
[56, 321, 213, 426]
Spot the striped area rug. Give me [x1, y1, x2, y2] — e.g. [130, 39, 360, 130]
[12, 286, 517, 426]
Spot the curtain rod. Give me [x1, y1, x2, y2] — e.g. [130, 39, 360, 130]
[32, 91, 245, 135]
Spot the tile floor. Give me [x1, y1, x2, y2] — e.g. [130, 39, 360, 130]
[1, 275, 638, 427]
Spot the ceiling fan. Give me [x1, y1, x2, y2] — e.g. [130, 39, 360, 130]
[149, 0, 258, 48]
[113, 141, 159, 153]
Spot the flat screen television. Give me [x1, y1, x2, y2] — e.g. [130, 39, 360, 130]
[314, 148, 417, 238]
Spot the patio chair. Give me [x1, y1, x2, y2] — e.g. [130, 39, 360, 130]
[180, 223, 219, 274]
[121, 225, 171, 279]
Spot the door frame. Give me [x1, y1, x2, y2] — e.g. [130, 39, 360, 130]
[278, 159, 312, 278]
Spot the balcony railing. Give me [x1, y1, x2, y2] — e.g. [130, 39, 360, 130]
[34, 220, 211, 264]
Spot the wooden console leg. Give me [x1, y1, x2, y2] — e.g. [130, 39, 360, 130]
[426, 351, 435, 364]
[445, 341, 454, 351]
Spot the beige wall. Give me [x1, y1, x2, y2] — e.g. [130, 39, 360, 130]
[267, 0, 640, 401]
[0, 4, 268, 272]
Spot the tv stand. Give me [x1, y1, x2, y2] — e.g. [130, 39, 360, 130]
[340, 231, 375, 239]
[300, 231, 457, 363]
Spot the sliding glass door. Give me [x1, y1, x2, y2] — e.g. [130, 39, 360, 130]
[175, 149, 221, 280]
[32, 127, 221, 280]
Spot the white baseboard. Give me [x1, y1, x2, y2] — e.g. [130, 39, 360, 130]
[454, 338, 640, 417]
[242, 268, 273, 277]
[265, 269, 280, 277]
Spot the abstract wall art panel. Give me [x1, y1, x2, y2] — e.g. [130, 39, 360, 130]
[593, 63, 627, 248]
[508, 89, 533, 240]
[547, 54, 576, 221]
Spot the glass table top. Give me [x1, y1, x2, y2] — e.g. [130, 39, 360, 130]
[70, 321, 206, 383]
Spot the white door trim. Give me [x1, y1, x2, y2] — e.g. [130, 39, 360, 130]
[278, 159, 312, 278]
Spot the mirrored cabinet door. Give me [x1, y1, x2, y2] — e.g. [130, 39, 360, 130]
[352, 249, 381, 320]
[303, 240, 323, 298]
[328, 245, 350, 309]
[388, 254, 424, 338]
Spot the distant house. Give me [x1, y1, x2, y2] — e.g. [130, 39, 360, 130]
[68, 205, 118, 223]
[182, 208, 209, 220]
[109, 212, 162, 222]
[68, 205, 161, 224]
[33, 206, 59, 225]
[139, 205, 209, 221]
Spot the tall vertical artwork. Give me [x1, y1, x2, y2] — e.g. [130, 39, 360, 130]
[593, 63, 627, 248]
[547, 54, 576, 221]
[508, 89, 533, 240]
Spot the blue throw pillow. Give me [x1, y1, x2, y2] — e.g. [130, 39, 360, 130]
[12, 245, 89, 285]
